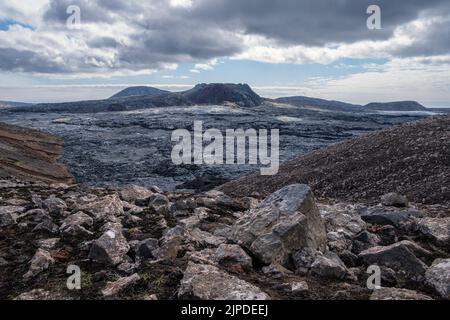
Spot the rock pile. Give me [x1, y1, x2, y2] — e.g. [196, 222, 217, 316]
[0, 179, 449, 300]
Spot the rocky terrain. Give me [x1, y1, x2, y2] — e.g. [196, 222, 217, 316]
[0, 179, 448, 300]
[0, 96, 438, 192]
[219, 115, 450, 206]
[0, 122, 74, 185]
[0, 87, 448, 300]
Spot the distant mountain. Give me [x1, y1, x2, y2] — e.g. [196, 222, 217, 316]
[183, 83, 262, 107]
[276, 97, 431, 113]
[6, 83, 435, 114]
[11, 83, 263, 113]
[275, 96, 362, 112]
[364, 101, 427, 111]
[109, 86, 169, 99]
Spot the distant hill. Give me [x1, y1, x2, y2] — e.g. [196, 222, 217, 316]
[364, 101, 427, 111]
[109, 86, 169, 99]
[6, 83, 437, 115]
[275, 96, 362, 112]
[218, 114, 450, 205]
[183, 83, 262, 107]
[275, 97, 431, 113]
[11, 83, 263, 113]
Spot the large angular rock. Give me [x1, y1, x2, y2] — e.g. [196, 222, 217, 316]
[24, 249, 55, 280]
[359, 241, 429, 282]
[381, 193, 408, 207]
[43, 196, 67, 215]
[155, 226, 186, 260]
[215, 244, 253, 270]
[89, 225, 130, 265]
[148, 194, 170, 215]
[60, 211, 93, 238]
[33, 219, 59, 235]
[310, 251, 352, 280]
[415, 217, 450, 248]
[232, 184, 326, 266]
[321, 204, 367, 253]
[370, 288, 432, 300]
[188, 228, 226, 248]
[81, 194, 124, 222]
[120, 185, 153, 204]
[0, 206, 24, 227]
[136, 238, 159, 260]
[425, 259, 450, 299]
[178, 262, 270, 300]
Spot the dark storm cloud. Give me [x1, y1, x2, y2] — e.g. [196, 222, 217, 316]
[1, 0, 450, 75]
[40, 0, 244, 72]
[187, 0, 450, 45]
[394, 17, 450, 58]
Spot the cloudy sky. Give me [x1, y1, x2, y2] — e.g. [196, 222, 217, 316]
[0, 0, 449, 106]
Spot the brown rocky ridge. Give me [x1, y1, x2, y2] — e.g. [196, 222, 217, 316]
[0, 122, 74, 184]
[218, 115, 450, 206]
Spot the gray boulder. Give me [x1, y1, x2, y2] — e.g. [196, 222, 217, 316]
[321, 204, 367, 253]
[89, 225, 130, 265]
[136, 238, 159, 260]
[232, 184, 326, 267]
[80, 194, 124, 222]
[359, 241, 429, 282]
[0, 206, 24, 227]
[24, 249, 55, 280]
[381, 193, 408, 207]
[120, 185, 153, 203]
[43, 196, 67, 215]
[178, 262, 270, 300]
[415, 217, 450, 248]
[310, 251, 352, 280]
[215, 244, 253, 270]
[60, 212, 93, 238]
[425, 259, 450, 299]
[148, 194, 170, 215]
[33, 219, 59, 234]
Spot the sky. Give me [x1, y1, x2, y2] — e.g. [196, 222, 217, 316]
[0, 0, 449, 106]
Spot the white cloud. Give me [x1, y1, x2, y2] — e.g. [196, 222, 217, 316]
[232, 16, 447, 65]
[190, 58, 219, 73]
[300, 57, 450, 106]
[0, 0, 49, 26]
[169, 0, 193, 9]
